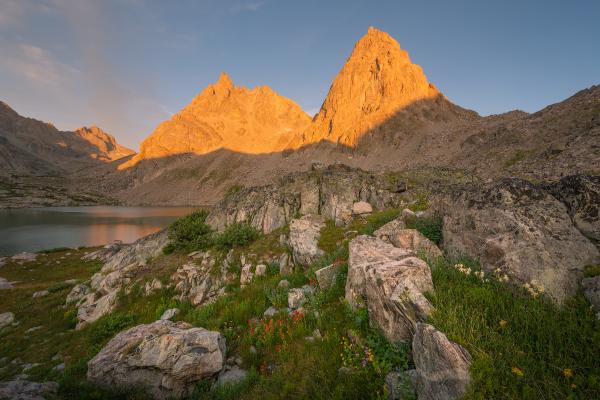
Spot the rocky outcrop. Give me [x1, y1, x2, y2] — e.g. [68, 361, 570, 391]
[375, 220, 442, 261]
[412, 323, 472, 400]
[437, 178, 600, 302]
[315, 264, 340, 290]
[0, 377, 58, 400]
[346, 235, 434, 342]
[87, 320, 226, 400]
[547, 175, 600, 242]
[289, 215, 325, 267]
[207, 164, 403, 233]
[76, 230, 169, 327]
[66, 284, 90, 305]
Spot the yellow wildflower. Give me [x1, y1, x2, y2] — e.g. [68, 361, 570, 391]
[563, 368, 573, 377]
[499, 319, 508, 327]
[571, 383, 577, 389]
[511, 367, 524, 377]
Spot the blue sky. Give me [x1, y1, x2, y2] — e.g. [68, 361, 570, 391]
[1, 0, 599, 150]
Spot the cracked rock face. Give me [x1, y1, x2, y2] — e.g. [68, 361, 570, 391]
[412, 323, 472, 400]
[289, 215, 326, 267]
[437, 178, 600, 303]
[87, 320, 226, 400]
[345, 235, 434, 342]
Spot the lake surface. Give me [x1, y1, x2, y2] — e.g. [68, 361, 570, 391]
[0, 206, 197, 256]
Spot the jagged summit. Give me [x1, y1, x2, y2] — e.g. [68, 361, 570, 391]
[293, 27, 472, 148]
[128, 73, 311, 164]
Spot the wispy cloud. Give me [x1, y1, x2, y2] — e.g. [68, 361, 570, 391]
[0, 43, 80, 86]
[230, 0, 267, 14]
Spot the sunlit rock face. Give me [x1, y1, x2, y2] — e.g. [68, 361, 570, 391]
[127, 72, 311, 164]
[292, 26, 470, 148]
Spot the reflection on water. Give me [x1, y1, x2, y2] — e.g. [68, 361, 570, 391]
[0, 206, 197, 256]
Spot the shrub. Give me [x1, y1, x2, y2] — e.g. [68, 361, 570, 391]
[87, 312, 136, 352]
[360, 208, 401, 235]
[165, 210, 213, 253]
[406, 216, 443, 245]
[214, 223, 260, 249]
[265, 287, 288, 308]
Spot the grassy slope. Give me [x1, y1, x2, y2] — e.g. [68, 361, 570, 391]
[0, 209, 599, 399]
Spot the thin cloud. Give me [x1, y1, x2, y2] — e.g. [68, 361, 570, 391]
[230, 0, 267, 14]
[0, 43, 80, 86]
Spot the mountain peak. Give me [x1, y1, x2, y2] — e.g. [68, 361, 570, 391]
[215, 72, 233, 89]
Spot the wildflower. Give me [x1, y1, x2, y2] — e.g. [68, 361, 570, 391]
[511, 367, 524, 377]
[563, 368, 573, 378]
[571, 383, 577, 389]
[499, 319, 508, 327]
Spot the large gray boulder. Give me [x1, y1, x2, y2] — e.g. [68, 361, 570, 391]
[76, 290, 119, 330]
[87, 320, 226, 400]
[171, 255, 229, 306]
[546, 175, 600, 242]
[412, 323, 472, 400]
[289, 215, 325, 267]
[346, 235, 434, 342]
[437, 179, 600, 302]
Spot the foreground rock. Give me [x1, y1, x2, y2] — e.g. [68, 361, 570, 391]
[412, 323, 472, 400]
[546, 175, 600, 242]
[207, 164, 403, 233]
[437, 178, 600, 302]
[375, 221, 442, 260]
[346, 235, 434, 342]
[76, 230, 169, 327]
[87, 320, 226, 400]
[0, 312, 15, 329]
[289, 215, 325, 267]
[0, 378, 58, 400]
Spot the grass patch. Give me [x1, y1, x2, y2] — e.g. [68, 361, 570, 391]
[406, 216, 443, 245]
[584, 264, 600, 278]
[427, 257, 600, 400]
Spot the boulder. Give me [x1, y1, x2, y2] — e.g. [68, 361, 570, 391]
[279, 253, 293, 275]
[160, 308, 180, 321]
[172, 259, 227, 306]
[145, 278, 163, 295]
[255, 264, 267, 277]
[546, 175, 600, 241]
[0, 312, 15, 330]
[352, 201, 373, 216]
[289, 215, 325, 267]
[373, 218, 406, 241]
[385, 370, 416, 400]
[76, 290, 119, 329]
[390, 229, 442, 260]
[32, 290, 49, 299]
[412, 323, 472, 400]
[240, 264, 254, 287]
[11, 252, 37, 263]
[82, 240, 123, 262]
[66, 284, 90, 305]
[277, 279, 290, 289]
[0, 378, 58, 400]
[0, 277, 13, 290]
[315, 264, 339, 290]
[87, 320, 226, 400]
[346, 235, 434, 342]
[582, 275, 600, 318]
[437, 179, 600, 302]
[288, 288, 307, 309]
[263, 306, 279, 318]
[401, 208, 417, 223]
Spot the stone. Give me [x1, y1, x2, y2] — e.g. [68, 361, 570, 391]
[373, 218, 406, 241]
[263, 306, 279, 318]
[401, 208, 416, 223]
[437, 178, 600, 302]
[64, 279, 78, 285]
[0, 257, 5, 268]
[255, 264, 267, 277]
[0, 312, 15, 330]
[345, 235, 434, 342]
[395, 181, 408, 193]
[171, 257, 228, 307]
[216, 365, 247, 387]
[76, 290, 119, 330]
[32, 290, 49, 299]
[87, 320, 226, 400]
[289, 215, 325, 267]
[279, 253, 293, 275]
[546, 175, 600, 241]
[66, 284, 90, 305]
[25, 326, 42, 334]
[52, 363, 65, 373]
[240, 264, 254, 287]
[315, 264, 339, 290]
[0, 378, 58, 400]
[11, 252, 37, 263]
[582, 275, 600, 318]
[288, 288, 307, 309]
[0, 277, 13, 290]
[145, 278, 164, 295]
[277, 279, 290, 289]
[412, 323, 472, 400]
[352, 201, 373, 216]
[386, 229, 442, 260]
[160, 308, 180, 321]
